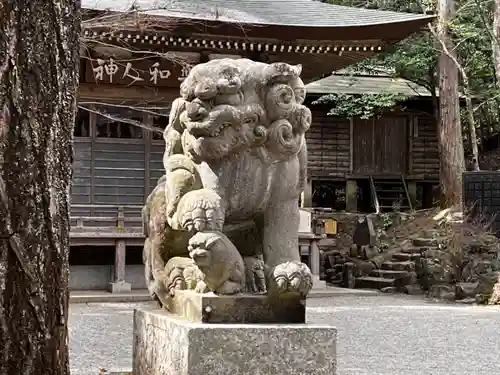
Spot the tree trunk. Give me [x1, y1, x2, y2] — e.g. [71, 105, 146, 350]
[437, 0, 465, 208]
[492, 0, 500, 138]
[0, 1, 80, 374]
[493, 0, 500, 85]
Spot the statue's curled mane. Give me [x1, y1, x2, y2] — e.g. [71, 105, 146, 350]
[177, 58, 311, 163]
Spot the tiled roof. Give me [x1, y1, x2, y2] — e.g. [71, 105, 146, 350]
[82, 0, 434, 28]
[305, 73, 432, 97]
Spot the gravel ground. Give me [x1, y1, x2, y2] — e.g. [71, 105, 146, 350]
[69, 294, 500, 375]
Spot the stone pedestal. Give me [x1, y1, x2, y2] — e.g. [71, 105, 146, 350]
[165, 290, 306, 324]
[133, 308, 337, 375]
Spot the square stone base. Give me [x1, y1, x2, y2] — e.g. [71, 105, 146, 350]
[133, 308, 337, 375]
[108, 281, 131, 293]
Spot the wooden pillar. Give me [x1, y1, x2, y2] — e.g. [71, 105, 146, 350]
[144, 113, 152, 198]
[109, 239, 131, 293]
[301, 179, 313, 208]
[114, 240, 127, 282]
[89, 108, 96, 216]
[346, 180, 358, 212]
[109, 207, 131, 293]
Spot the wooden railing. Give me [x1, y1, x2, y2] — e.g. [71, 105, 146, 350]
[369, 176, 381, 214]
[70, 204, 143, 232]
[70, 203, 325, 240]
[69, 204, 326, 286]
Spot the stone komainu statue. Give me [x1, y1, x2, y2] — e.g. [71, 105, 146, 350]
[142, 58, 313, 307]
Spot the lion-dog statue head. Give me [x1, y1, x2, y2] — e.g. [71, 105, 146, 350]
[178, 58, 311, 163]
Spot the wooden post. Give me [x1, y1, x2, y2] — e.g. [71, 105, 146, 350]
[117, 206, 125, 229]
[89, 109, 96, 217]
[408, 115, 414, 175]
[346, 180, 358, 212]
[114, 240, 126, 282]
[144, 113, 152, 199]
[109, 206, 131, 293]
[349, 118, 354, 173]
[109, 239, 131, 293]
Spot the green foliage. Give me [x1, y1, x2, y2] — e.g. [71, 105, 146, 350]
[312, 92, 408, 119]
[379, 213, 393, 230]
[320, 0, 500, 131]
[316, 0, 438, 119]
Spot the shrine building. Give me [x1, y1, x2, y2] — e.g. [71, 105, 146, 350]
[70, 0, 434, 292]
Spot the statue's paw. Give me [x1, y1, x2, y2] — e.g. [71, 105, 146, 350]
[194, 280, 209, 294]
[217, 280, 244, 295]
[269, 261, 313, 297]
[175, 189, 225, 232]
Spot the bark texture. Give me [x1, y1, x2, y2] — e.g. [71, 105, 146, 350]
[0, 1, 80, 374]
[437, 0, 465, 207]
[493, 0, 500, 86]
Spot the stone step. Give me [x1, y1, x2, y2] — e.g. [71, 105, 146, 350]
[401, 246, 440, 255]
[421, 229, 442, 237]
[371, 269, 417, 286]
[401, 247, 425, 254]
[328, 279, 343, 286]
[381, 261, 415, 271]
[407, 245, 441, 252]
[371, 269, 409, 279]
[355, 276, 395, 290]
[392, 252, 422, 261]
[412, 237, 438, 247]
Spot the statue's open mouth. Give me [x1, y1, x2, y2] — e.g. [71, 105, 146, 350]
[190, 248, 211, 267]
[185, 120, 232, 138]
[181, 105, 242, 138]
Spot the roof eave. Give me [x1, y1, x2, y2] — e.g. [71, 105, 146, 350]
[82, 10, 435, 42]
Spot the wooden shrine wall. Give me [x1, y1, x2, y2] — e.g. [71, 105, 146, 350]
[71, 108, 166, 218]
[306, 105, 440, 181]
[410, 115, 439, 178]
[307, 108, 350, 179]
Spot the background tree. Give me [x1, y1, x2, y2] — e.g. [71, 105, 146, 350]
[0, 0, 80, 374]
[436, 0, 466, 206]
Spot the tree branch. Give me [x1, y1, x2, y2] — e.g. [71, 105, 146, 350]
[78, 105, 164, 134]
